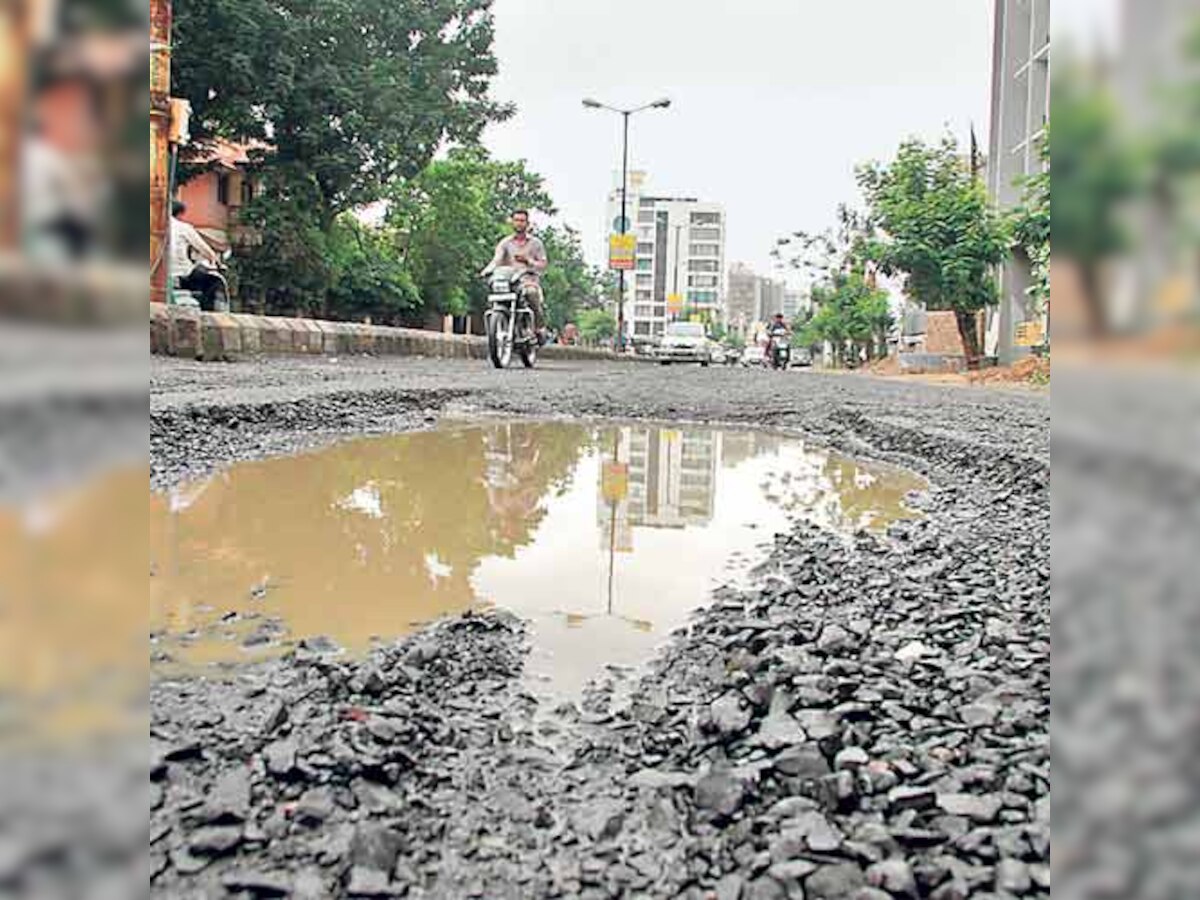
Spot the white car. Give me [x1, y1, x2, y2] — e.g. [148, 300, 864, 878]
[655, 322, 713, 366]
[741, 345, 766, 367]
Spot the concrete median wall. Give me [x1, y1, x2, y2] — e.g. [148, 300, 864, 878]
[150, 303, 639, 364]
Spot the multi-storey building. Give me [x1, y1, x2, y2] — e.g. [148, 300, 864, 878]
[605, 172, 726, 343]
[725, 263, 760, 337]
[986, 0, 1050, 362]
[782, 288, 809, 322]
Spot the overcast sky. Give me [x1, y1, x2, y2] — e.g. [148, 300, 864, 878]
[483, 0, 1001, 283]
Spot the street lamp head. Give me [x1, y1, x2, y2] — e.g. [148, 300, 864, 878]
[582, 98, 602, 109]
[651, 98, 671, 109]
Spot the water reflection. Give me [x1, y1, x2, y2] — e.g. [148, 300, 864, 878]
[150, 421, 925, 691]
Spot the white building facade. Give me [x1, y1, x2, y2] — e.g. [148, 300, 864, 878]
[605, 172, 726, 343]
[986, 0, 1050, 362]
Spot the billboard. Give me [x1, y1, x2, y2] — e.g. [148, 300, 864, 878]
[608, 234, 635, 270]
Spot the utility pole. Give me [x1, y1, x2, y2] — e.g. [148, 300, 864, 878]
[618, 111, 629, 348]
[583, 97, 670, 352]
[150, 0, 172, 302]
[671, 223, 683, 321]
[0, 0, 30, 250]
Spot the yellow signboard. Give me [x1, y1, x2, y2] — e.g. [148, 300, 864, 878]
[608, 234, 636, 271]
[666, 293, 684, 312]
[1014, 320, 1046, 347]
[601, 461, 629, 503]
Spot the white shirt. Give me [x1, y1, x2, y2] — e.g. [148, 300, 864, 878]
[170, 216, 213, 280]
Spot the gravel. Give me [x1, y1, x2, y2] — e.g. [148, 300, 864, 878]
[142, 355, 1048, 898]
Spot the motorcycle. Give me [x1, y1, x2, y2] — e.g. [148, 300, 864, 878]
[484, 266, 539, 369]
[178, 248, 233, 312]
[766, 330, 791, 370]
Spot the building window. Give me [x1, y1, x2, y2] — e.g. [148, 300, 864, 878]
[636, 289, 652, 301]
[690, 212, 721, 226]
[688, 259, 719, 273]
[636, 242, 655, 256]
[690, 227, 720, 241]
[636, 259, 652, 271]
[241, 178, 256, 206]
[688, 274, 719, 288]
[634, 322, 651, 336]
[688, 290, 718, 304]
[637, 211, 656, 224]
[639, 199, 656, 209]
[689, 243, 720, 257]
[635, 274, 653, 287]
[634, 304, 653, 318]
[654, 305, 666, 318]
[217, 174, 230, 205]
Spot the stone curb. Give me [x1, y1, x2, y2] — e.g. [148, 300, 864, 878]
[150, 304, 646, 364]
[1, 257, 148, 325]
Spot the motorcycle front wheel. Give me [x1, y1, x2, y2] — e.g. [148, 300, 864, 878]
[486, 311, 513, 369]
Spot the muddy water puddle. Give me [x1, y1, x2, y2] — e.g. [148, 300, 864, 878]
[151, 421, 926, 694]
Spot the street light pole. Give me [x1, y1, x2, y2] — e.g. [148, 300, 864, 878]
[618, 111, 630, 350]
[583, 97, 670, 352]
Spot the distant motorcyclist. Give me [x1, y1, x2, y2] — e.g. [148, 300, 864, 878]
[482, 209, 549, 344]
[766, 313, 791, 369]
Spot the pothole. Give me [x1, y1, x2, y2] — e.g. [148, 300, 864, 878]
[150, 420, 927, 694]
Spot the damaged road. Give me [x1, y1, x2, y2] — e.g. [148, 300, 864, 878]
[149, 356, 1048, 898]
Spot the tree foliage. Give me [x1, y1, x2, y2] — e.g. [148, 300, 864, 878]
[1011, 131, 1050, 316]
[389, 148, 554, 317]
[174, 0, 512, 226]
[798, 274, 892, 365]
[577, 309, 617, 345]
[856, 136, 1010, 364]
[1050, 63, 1141, 332]
[174, 0, 514, 316]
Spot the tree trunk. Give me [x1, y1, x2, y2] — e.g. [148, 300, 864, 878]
[954, 309, 982, 370]
[1079, 262, 1108, 337]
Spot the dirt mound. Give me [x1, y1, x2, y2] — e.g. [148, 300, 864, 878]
[969, 355, 1050, 385]
[867, 355, 901, 376]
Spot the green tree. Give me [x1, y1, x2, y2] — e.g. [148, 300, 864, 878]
[326, 217, 420, 323]
[174, 0, 511, 314]
[856, 136, 1011, 365]
[1050, 62, 1141, 334]
[577, 309, 617, 345]
[175, 0, 510, 225]
[540, 225, 604, 331]
[800, 273, 891, 365]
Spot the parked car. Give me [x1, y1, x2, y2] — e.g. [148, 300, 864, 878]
[791, 346, 813, 367]
[741, 345, 766, 367]
[655, 321, 712, 366]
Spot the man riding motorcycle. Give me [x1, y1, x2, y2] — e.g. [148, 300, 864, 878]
[482, 209, 549, 344]
[766, 313, 791, 368]
[171, 200, 227, 311]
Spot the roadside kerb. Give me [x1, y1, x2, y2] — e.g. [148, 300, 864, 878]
[151, 304, 649, 363]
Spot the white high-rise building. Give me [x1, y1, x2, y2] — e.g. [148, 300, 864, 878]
[605, 172, 726, 343]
